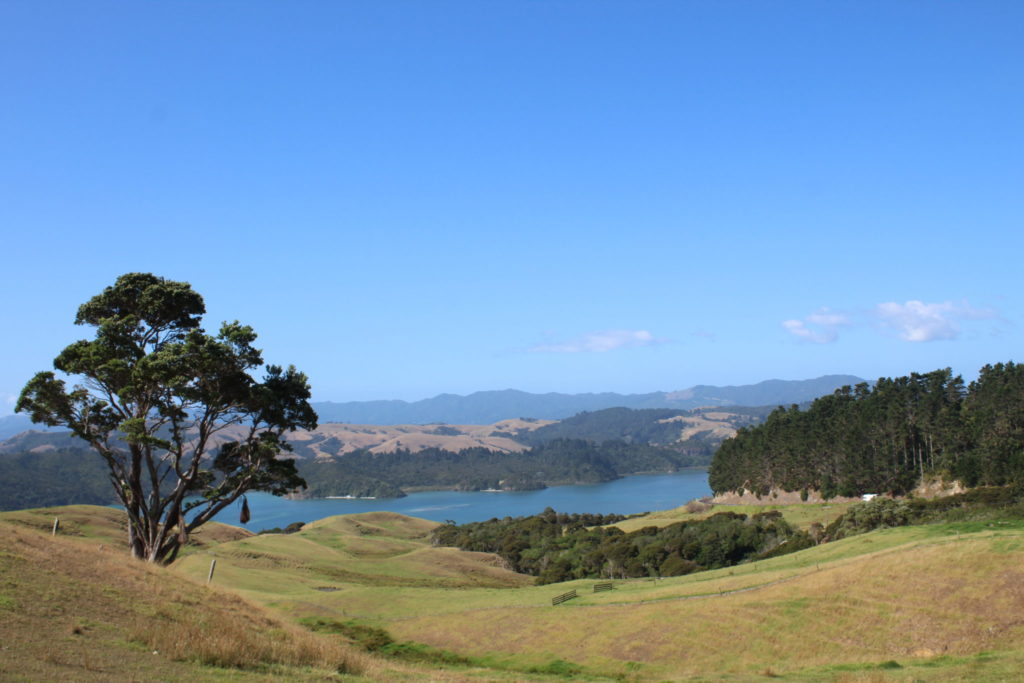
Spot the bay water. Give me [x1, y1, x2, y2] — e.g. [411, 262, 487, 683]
[221, 470, 711, 532]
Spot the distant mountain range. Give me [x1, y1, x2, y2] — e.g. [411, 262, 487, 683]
[0, 416, 63, 441]
[0, 374, 864, 438]
[0, 375, 866, 508]
[311, 375, 865, 425]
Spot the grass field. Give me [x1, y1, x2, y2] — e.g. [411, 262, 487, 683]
[167, 502, 1024, 681]
[614, 500, 856, 533]
[0, 507, 570, 681]
[0, 508, 375, 681]
[5, 502, 1024, 681]
[387, 523, 1024, 680]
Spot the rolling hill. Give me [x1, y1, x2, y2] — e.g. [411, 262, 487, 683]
[6, 494, 1024, 680]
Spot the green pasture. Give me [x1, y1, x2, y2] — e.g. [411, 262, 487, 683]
[8, 502, 1024, 680]
[168, 508, 1024, 681]
[614, 500, 856, 532]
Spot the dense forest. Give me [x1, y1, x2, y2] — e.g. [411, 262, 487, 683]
[709, 362, 1024, 497]
[513, 406, 771, 452]
[0, 448, 117, 510]
[299, 438, 706, 498]
[432, 507, 811, 583]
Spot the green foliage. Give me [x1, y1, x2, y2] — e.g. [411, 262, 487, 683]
[825, 498, 911, 540]
[823, 486, 1024, 541]
[517, 406, 772, 455]
[432, 507, 810, 583]
[303, 618, 470, 665]
[0, 448, 117, 511]
[15, 273, 316, 563]
[428, 425, 463, 436]
[256, 521, 305, 535]
[378, 641, 471, 666]
[526, 659, 582, 676]
[296, 460, 406, 499]
[709, 363, 1024, 497]
[296, 438, 704, 498]
[303, 618, 394, 651]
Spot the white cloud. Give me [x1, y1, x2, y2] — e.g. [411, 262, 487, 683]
[530, 329, 664, 353]
[875, 300, 996, 342]
[782, 307, 851, 344]
[806, 310, 851, 328]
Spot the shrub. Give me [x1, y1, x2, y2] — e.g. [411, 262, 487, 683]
[659, 553, 702, 577]
[826, 498, 910, 540]
[684, 500, 712, 514]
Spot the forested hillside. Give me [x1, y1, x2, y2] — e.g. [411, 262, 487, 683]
[298, 439, 706, 498]
[0, 449, 116, 510]
[2, 402, 763, 508]
[1, 436, 704, 509]
[709, 362, 1024, 498]
[0, 376, 854, 509]
[517, 406, 772, 451]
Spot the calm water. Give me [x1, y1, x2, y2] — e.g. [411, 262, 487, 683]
[218, 470, 710, 531]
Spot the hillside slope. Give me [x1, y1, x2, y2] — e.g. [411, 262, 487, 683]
[395, 524, 1024, 679]
[168, 506, 1024, 681]
[0, 506, 565, 682]
[0, 507, 370, 681]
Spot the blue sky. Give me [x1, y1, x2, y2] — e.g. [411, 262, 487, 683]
[2, 1, 1021, 412]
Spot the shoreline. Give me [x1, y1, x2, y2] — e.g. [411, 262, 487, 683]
[398, 466, 710, 495]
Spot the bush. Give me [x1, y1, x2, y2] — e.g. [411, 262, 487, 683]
[684, 500, 712, 514]
[258, 521, 305, 535]
[659, 553, 702, 577]
[826, 498, 910, 540]
[527, 659, 582, 676]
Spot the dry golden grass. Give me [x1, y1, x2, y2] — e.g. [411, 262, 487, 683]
[305, 509, 440, 538]
[174, 511, 531, 599]
[614, 500, 855, 533]
[190, 419, 555, 457]
[0, 503, 252, 555]
[0, 510, 550, 682]
[386, 531, 1024, 680]
[0, 516, 377, 680]
[19, 505, 1024, 681]
[656, 412, 739, 440]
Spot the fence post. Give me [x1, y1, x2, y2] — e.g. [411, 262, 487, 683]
[207, 558, 217, 584]
[52, 518, 60, 536]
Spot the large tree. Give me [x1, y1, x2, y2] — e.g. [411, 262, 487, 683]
[17, 273, 317, 563]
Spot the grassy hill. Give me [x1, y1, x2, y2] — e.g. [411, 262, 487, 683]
[5, 502, 1024, 681]
[0, 506, 372, 681]
[180, 507, 1024, 679]
[169, 504, 1024, 681]
[611, 499, 856, 533]
[0, 507, 562, 682]
[388, 523, 1024, 680]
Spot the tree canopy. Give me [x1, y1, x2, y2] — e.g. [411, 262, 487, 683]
[432, 507, 810, 583]
[708, 363, 1024, 498]
[17, 273, 317, 563]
